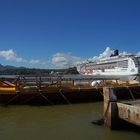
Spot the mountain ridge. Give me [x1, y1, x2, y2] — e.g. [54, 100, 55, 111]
[0, 64, 78, 75]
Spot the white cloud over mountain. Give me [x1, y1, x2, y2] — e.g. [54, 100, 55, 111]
[0, 49, 25, 62]
[29, 59, 46, 65]
[0, 48, 140, 68]
[51, 52, 82, 68]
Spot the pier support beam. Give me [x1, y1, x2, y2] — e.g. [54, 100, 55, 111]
[103, 87, 119, 129]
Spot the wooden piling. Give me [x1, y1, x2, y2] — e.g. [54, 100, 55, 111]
[103, 87, 119, 129]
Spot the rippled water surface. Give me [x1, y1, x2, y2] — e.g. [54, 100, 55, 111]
[0, 102, 139, 140]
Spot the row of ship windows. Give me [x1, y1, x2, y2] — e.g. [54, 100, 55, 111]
[85, 61, 128, 70]
[82, 58, 140, 70]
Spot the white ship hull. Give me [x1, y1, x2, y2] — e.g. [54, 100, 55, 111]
[77, 55, 140, 80]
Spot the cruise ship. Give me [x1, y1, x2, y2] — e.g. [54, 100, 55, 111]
[77, 51, 140, 80]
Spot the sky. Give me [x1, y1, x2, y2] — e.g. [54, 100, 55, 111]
[0, 0, 140, 68]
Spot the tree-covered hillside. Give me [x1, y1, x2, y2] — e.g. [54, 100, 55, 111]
[0, 65, 79, 75]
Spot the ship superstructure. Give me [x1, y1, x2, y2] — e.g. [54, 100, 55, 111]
[77, 55, 140, 78]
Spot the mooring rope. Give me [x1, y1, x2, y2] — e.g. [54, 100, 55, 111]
[20, 94, 39, 104]
[95, 86, 103, 96]
[59, 89, 71, 104]
[132, 90, 140, 95]
[5, 91, 20, 105]
[38, 90, 54, 105]
[126, 86, 135, 101]
[104, 99, 111, 124]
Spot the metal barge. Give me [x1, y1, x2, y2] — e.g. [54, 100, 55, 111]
[0, 75, 107, 105]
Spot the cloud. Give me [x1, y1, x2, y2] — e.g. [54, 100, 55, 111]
[99, 47, 113, 59]
[29, 59, 46, 65]
[137, 51, 140, 56]
[0, 49, 83, 68]
[119, 51, 132, 56]
[86, 47, 113, 62]
[50, 47, 131, 68]
[1, 48, 140, 69]
[51, 52, 83, 68]
[86, 47, 135, 63]
[0, 49, 25, 62]
[0, 49, 47, 67]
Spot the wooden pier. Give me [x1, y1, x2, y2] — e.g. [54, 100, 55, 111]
[103, 86, 140, 129]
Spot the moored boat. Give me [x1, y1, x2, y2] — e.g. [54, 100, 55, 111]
[77, 51, 140, 80]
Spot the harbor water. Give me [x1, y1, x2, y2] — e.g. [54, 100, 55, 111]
[0, 102, 139, 140]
